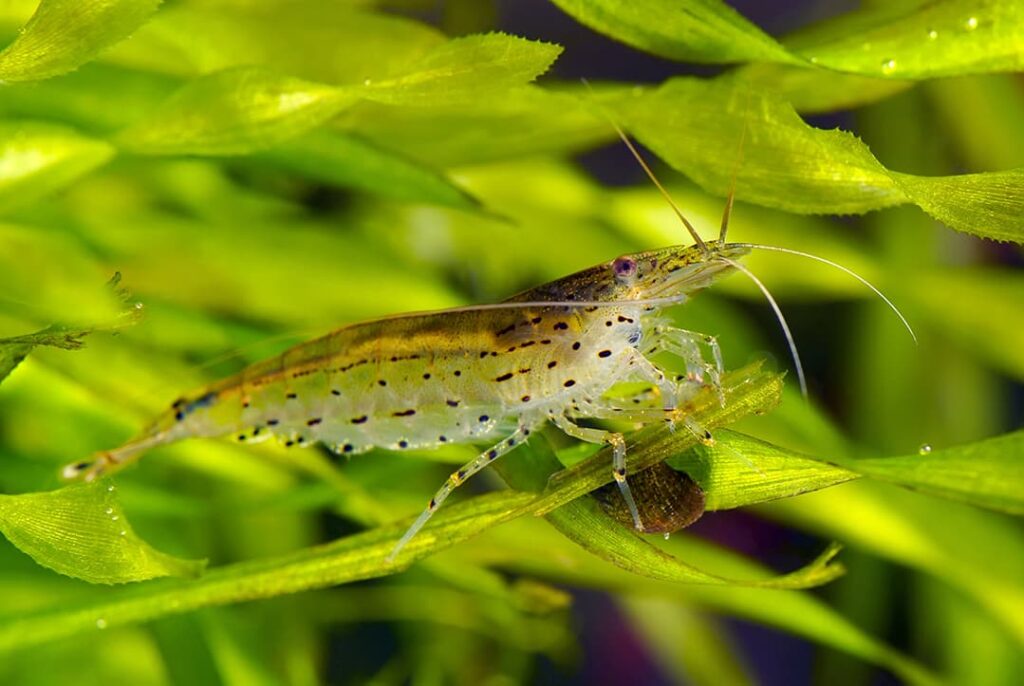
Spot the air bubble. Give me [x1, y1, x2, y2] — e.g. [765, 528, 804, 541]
[809, 56, 819, 64]
[363, 78, 372, 86]
[104, 507, 113, 515]
[663, 532, 671, 541]
[965, 16, 978, 30]
[918, 443, 932, 455]
[110, 515, 119, 521]
[881, 59, 897, 74]
[120, 530, 127, 536]
[96, 618, 108, 629]
[927, 29, 939, 40]
[107, 484, 116, 492]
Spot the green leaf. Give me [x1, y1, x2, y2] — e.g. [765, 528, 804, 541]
[786, 0, 1024, 80]
[736, 64, 913, 114]
[703, 429, 1024, 516]
[105, 3, 445, 83]
[549, 0, 798, 64]
[364, 32, 563, 106]
[623, 76, 1024, 242]
[259, 130, 479, 209]
[890, 169, 1024, 242]
[841, 431, 1024, 514]
[668, 430, 858, 512]
[116, 67, 358, 155]
[0, 120, 115, 213]
[552, 0, 1024, 79]
[0, 0, 161, 82]
[0, 481, 205, 584]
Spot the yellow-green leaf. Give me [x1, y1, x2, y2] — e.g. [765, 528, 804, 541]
[365, 32, 563, 106]
[0, 120, 115, 213]
[624, 76, 1024, 242]
[0, 0, 161, 82]
[116, 67, 357, 155]
[0, 481, 204, 584]
[552, 0, 1024, 79]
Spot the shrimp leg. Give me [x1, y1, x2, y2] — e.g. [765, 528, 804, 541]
[550, 413, 642, 532]
[648, 326, 724, 402]
[388, 423, 535, 562]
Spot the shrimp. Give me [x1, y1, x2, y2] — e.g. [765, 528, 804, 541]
[61, 129, 915, 563]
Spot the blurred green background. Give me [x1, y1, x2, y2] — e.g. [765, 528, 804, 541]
[1, 1, 1022, 684]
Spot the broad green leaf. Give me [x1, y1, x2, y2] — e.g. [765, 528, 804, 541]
[0, 0, 161, 82]
[105, 3, 444, 83]
[260, 131, 478, 209]
[846, 431, 1024, 514]
[116, 68, 358, 155]
[0, 481, 204, 583]
[624, 76, 1024, 242]
[668, 431, 857, 511]
[345, 85, 611, 165]
[552, 0, 1024, 79]
[548, 0, 798, 64]
[0, 120, 115, 213]
[787, 0, 1024, 79]
[364, 32, 563, 106]
[891, 170, 1024, 243]
[704, 429, 1024, 515]
[736, 63, 913, 114]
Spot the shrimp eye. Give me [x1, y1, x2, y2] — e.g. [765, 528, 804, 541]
[613, 256, 637, 280]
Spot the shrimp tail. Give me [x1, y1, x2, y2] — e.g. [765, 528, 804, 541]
[61, 431, 171, 482]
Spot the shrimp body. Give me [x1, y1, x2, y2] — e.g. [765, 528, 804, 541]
[166, 303, 647, 454]
[64, 241, 750, 558]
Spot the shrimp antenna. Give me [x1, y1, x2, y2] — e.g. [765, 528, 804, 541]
[733, 243, 917, 345]
[580, 79, 709, 253]
[717, 256, 808, 398]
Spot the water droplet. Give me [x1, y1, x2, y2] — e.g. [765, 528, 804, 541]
[663, 532, 671, 541]
[120, 530, 127, 536]
[919, 443, 933, 455]
[363, 78, 372, 86]
[134, 302, 144, 310]
[96, 618, 108, 629]
[104, 507, 113, 515]
[965, 16, 978, 30]
[881, 59, 897, 74]
[809, 56, 819, 64]
[110, 515, 119, 521]
[107, 484, 116, 492]
[927, 29, 939, 40]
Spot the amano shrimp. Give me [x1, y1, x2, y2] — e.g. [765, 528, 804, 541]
[62, 133, 914, 562]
